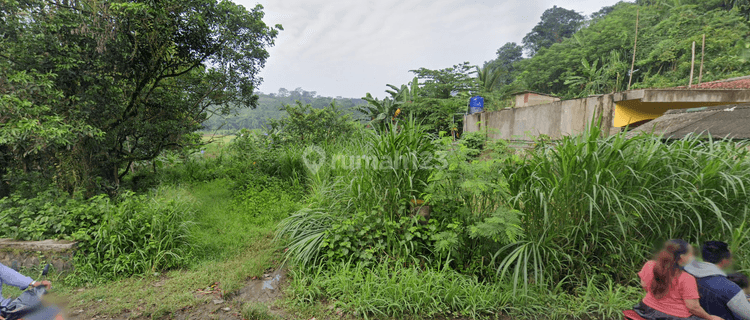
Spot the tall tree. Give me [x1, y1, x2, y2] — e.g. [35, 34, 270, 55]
[522, 6, 584, 56]
[485, 42, 524, 86]
[0, 0, 281, 194]
[409, 62, 478, 99]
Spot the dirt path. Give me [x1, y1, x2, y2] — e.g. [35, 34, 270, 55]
[61, 268, 290, 320]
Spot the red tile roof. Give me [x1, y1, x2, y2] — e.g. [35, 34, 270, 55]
[673, 75, 750, 89]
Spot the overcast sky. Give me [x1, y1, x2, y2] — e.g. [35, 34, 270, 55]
[235, 0, 626, 99]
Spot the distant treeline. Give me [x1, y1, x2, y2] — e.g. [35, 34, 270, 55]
[202, 87, 367, 131]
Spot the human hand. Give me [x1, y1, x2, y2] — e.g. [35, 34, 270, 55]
[32, 280, 52, 290]
[709, 315, 725, 320]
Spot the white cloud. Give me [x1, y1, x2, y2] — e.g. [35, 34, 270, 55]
[235, 0, 624, 98]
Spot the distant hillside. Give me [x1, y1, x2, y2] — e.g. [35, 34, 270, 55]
[485, 0, 750, 99]
[202, 88, 367, 131]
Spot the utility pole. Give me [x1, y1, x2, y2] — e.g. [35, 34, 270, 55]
[698, 34, 706, 85]
[688, 41, 696, 88]
[627, 9, 640, 91]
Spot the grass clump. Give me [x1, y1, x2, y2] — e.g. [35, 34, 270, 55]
[288, 261, 643, 320]
[243, 302, 278, 320]
[288, 262, 513, 319]
[498, 126, 750, 290]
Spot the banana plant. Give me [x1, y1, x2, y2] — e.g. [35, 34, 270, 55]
[356, 93, 402, 131]
[385, 77, 420, 103]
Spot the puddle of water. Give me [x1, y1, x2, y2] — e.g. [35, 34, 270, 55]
[261, 274, 281, 290]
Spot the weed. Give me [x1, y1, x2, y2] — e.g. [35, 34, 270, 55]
[243, 302, 278, 320]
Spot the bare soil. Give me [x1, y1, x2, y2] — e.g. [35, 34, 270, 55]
[63, 268, 290, 320]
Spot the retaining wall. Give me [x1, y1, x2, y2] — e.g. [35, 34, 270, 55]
[0, 239, 76, 272]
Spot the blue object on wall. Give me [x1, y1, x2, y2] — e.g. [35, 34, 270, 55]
[469, 96, 484, 114]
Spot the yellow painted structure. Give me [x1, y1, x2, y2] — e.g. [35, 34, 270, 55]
[613, 100, 734, 127]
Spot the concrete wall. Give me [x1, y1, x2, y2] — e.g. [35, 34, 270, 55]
[467, 93, 617, 141]
[514, 93, 561, 108]
[467, 89, 750, 141]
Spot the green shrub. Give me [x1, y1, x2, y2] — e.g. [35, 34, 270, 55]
[420, 142, 524, 277]
[74, 190, 194, 279]
[266, 101, 359, 146]
[459, 131, 486, 157]
[0, 188, 102, 240]
[156, 129, 308, 188]
[320, 211, 434, 266]
[1, 187, 195, 280]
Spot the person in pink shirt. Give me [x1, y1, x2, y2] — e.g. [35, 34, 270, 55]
[634, 239, 723, 320]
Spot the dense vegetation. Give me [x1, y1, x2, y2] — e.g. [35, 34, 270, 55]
[489, 0, 750, 98]
[3, 0, 750, 319]
[201, 88, 367, 132]
[1, 0, 280, 196]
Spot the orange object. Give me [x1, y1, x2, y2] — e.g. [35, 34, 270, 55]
[622, 310, 646, 320]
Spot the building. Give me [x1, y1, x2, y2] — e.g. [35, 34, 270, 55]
[513, 91, 560, 108]
[464, 76, 750, 141]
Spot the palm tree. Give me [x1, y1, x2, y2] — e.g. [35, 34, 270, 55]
[475, 65, 503, 93]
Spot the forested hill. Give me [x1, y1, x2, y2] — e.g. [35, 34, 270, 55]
[202, 88, 367, 131]
[485, 0, 750, 99]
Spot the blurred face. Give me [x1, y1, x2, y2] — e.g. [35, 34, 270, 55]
[719, 255, 734, 270]
[678, 246, 695, 267]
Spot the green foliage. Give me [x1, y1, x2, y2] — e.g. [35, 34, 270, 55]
[459, 131, 486, 157]
[202, 89, 366, 131]
[277, 118, 442, 267]
[356, 94, 402, 131]
[266, 101, 358, 146]
[499, 126, 750, 291]
[563, 50, 628, 97]
[0, 187, 195, 279]
[522, 6, 585, 55]
[74, 191, 194, 279]
[401, 97, 466, 134]
[288, 261, 514, 319]
[410, 62, 478, 99]
[320, 212, 434, 265]
[0, 188, 102, 241]
[243, 302, 278, 320]
[426, 145, 523, 276]
[485, 42, 525, 87]
[517, 2, 750, 97]
[288, 261, 642, 320]
[386, 77, 421, 103]
[158, 129, 308, 186]
[469, 207, 524, 245]
[0, 0, 280, 193]
[475, 65, 503, 93]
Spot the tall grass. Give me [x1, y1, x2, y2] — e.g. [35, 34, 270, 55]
[288, 262, 514, 319]
[326, 116, 438, 216]
[276, 118, 439, 266]
[498, 126, 750, 290]
[288, 261, 642, 320]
